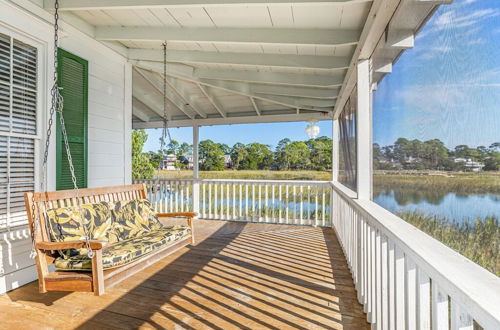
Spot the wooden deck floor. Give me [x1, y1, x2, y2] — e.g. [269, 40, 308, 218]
[0, 220, 369, 329]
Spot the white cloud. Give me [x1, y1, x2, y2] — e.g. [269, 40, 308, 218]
[433, 8, 499, 30]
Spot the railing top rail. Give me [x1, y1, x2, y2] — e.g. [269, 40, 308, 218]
[331, 181, 500, 328]
[136, 178, 331, 186]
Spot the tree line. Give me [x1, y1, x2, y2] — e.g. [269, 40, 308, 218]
[131, 130, 333, 178]
[132, 130, 500, 179]
[154, 136, 333, 171]
[374, 138, 500, 171]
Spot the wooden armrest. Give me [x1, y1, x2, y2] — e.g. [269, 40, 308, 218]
[156, 212, 197, 218]
[36, 240, 107, 251]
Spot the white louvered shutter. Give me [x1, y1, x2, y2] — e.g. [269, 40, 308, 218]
[0, 32, 38, 231]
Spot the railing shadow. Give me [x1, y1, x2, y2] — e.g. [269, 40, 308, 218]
[322, 226, 370, 328]
[6, 219, 368, 329]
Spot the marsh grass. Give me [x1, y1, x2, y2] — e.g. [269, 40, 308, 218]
[156, 170, 332, 181]
[399, 211, 499, 276]
[374, 172, 500, 194]
[149, 170, 499, 274]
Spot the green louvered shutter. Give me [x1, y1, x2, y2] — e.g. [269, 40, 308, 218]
[56, 49, 88, 190]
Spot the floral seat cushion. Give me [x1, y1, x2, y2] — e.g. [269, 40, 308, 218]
[46, 201, 118, 258]
[54, 225, 191, 270]
[110, 199, 162, 241]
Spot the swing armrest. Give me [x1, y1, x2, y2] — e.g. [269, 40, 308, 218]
[36, 240, 107, 251]
[156, 212, 197, 219]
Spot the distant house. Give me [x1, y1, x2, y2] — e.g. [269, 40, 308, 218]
[183, 152, 194, 170]
[454, 158, 485, 172]
[161, 154, 177, 170]
[224, 154, 233, 169]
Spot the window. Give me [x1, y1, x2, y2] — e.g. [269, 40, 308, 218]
[0, 32, 38, 231]
[338, 86, 357, 191]
[372, 0, 500, 275]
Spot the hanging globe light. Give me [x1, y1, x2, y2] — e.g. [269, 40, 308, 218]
[305, 120, 320, 139]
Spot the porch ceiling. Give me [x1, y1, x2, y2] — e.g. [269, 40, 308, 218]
[40, 0, 445, 128]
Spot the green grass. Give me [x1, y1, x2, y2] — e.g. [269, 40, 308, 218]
[152, 169, 499, 274]
[399, 211, 499, 276]
[156, 170, 332, 181]
[374, 172, 500, 194]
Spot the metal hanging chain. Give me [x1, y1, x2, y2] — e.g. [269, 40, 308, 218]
[158, 42, 172, 171]
[30, 0, 94, 259]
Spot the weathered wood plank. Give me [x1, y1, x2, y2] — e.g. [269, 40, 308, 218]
[0, 220, 369, 329]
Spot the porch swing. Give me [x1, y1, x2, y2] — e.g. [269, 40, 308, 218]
[23, 0, 195, 296]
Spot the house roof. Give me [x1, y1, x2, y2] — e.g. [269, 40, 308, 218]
[41, 0, 445, 128]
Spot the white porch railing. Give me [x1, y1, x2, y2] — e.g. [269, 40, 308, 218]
[331, 182, 500, 330]
[134, 178, 500, 328]
[134, 178, 331, 227]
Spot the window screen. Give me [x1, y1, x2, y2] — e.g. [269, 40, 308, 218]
[338, 86, 357, 192]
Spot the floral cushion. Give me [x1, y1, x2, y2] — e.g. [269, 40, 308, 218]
[54, 225, 191, 270]
[46, 202, 118, 258]
[110, 199, 162, 241]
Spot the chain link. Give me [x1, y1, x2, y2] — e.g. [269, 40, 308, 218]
[158, 42, 172, 170]
[30, 0, 94, 259]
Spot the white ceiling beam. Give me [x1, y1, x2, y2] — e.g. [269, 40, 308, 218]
[46, 0, 373, 11]
[257, 94, 335, 108]
[132, 92, 166, 120]
[199, 79, 338, 99]
[200, 79, 335, 109]
[95, 26, 360, 46]
[373, 57, 392, 73]
[250, 98, 261, 116]
[414, 0, 452, 4]
[196, 75, 334, 110]
[132, 98, 153, 122]
[386, 29, 414, 49]
[134, 60, 344, 87]
[134, 63, 336, 111]
[133, 111, 332, 129]
[129, 49, 351, 70]
[333, 0, 401, 118]
[134, 68, 196, 119]
[197, 84, 227, 118]
[194, 68, 345, 87]
[163, 76, 207, 118]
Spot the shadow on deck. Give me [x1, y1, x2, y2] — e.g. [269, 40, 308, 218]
[0, 220, 369, 329]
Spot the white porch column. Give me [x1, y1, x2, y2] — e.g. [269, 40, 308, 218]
[332, 119, 339, 182]
[192, 125, 200, 216]
[356, 59, 373, 200]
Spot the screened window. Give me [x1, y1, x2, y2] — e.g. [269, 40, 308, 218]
[338, 86, 357, 191]
[0, 32, 38, 231]
[372, 0, 500, 275]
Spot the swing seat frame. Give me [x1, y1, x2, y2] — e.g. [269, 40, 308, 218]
[24, 183, 195, 296]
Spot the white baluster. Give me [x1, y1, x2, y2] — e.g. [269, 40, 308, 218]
[450, 299, 473, 330]
[405, 258, 417, 330]
[395, 246, 406, 328]
[417, 269, 431, 330]
[432, 282, 449, 330]
[278, 185, 282, 223]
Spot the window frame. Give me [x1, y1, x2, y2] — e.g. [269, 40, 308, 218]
[0, 23, 44, 232]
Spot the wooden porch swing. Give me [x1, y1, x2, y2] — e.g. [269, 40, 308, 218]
[24, 1, 193, 296]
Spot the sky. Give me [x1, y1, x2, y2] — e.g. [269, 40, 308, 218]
[373, 0, 500, 149]
[143, 120, 332, 152]
[144, 0, 500, 152]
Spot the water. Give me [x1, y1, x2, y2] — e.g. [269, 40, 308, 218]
[374, 189, 500, 223]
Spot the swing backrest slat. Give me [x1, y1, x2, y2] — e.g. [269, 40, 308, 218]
[25, 184, 148, 243]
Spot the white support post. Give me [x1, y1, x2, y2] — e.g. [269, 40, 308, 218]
[192, 125, 200, 216]
[356, 59, 372, 200]
[332, 119, 339, 182]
